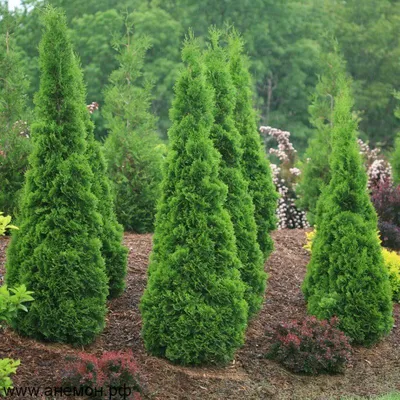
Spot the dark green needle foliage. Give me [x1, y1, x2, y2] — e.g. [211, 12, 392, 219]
[0, 14, 32, 218]
[140, 35, 248, 365]
[302, 78, 393, 345]
[228, 31, 278, 260]
[84, 114, 127, 298]
[103, 32, 164, 233]
[5, 7, 108, 345]
[297, 42, 347, 226]
[204, 30, 266, 317]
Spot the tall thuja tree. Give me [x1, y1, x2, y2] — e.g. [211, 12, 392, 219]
[103, 31, 164, 233]
[297, 43, 348, 225]
[0, 11, 32, 217]
[204, 30, 265, 317]
[140, 35, 248, 365]
[302, 77, 393, 345]
[5, 7, 108, 345]
[84, 113, 127, 298]
[228, 31, 278, 260]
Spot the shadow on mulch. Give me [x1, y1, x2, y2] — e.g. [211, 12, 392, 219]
[0, 230, 399, 400]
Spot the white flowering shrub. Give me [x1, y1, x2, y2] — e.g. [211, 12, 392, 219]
[358, 139, 392, 190]
[260, 126, 309, 229]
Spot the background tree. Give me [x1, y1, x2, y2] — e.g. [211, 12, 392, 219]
[0, 9, 32, 217]
[140, 35, 248, 365]
[5, 7, 108, 345]
[103, 30, 164, 233]
[297, 42, 348, 225]
[302, 76, 393, 345]
[84, 112, 127, 298]
[204, 30, 266, 317]
[228, 31, 278, 259]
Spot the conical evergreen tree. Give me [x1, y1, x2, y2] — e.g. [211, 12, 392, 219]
[204, 30, 265, 317]
[103, 33, 163, 233]
[227, 31, 278, 260]
[302, 77, 393, 345]
[0, 13, 32, 217]
[140, 35, 248, 365]
[5, 7, 108, 345]
[297, 42, 348, 225]
[84, 114, 127, 298]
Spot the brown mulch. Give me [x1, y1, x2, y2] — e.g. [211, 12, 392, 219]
[0, 230, 400, 399]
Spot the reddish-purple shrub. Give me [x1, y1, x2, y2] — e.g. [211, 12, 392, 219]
[371, 182, 400, 250]
[62, 351, 143, 399]
[266, 316, 352, 375]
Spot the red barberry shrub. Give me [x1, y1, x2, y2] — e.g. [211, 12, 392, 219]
[371, 182, 400, 250]
[62, 351, 144, 399]
[266, 316, 352, 375]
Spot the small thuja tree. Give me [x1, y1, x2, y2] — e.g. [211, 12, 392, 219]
[140, 35, 248, 365]
[103, 30, 164, 233]
[5, 7, 108, 345]
[302, 76, 393, 345]
[84, 113, 127, 298]
[0, 15, 32, 217]
[228, 31, 278, 260]
[296, 43, 347, 225]
[204, 30, 266, 317]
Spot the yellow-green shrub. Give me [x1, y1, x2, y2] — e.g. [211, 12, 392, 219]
[382, 248, 400, 302]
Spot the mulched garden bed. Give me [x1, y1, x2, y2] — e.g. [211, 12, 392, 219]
[0, 230, 399, 399]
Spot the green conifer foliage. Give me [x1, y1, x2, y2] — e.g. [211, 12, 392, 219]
[228, 32, 278, 260]
[84, 114, 127, 298]
[5, 7, 108, 345]
[297, 43, 347, 225]
[393, 136, 400, 184]
[0, 16, 32, 217]
[140, 35, 248, 365]
[103, 33, 163, 233]
[302, 78, 393, 345]
[204, 30, 266, 317]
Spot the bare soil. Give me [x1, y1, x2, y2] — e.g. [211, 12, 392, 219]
[0, 230, 399, 399]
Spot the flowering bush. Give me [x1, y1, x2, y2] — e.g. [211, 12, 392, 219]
[260, 126, 309, 229]
[358, 139, 392, 190]
[62, 351, 144, 399]
[266, 316, 352, 375]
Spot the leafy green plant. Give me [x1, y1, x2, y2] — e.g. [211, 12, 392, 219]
[0, 284, 34, 327]
[0, 358, 20, 397]
[0, 212, 18, 236]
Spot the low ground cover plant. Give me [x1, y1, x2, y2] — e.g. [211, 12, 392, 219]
[62, 351, 144, 400]
[266, 316, 352, 375]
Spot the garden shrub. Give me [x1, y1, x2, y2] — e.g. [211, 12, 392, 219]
[0, 212, 18, 236]
[266, 316, 352, 375]
[5, 7, 108, 345]
[228, 31, 278, 259]
[103, 33, 163, 233]
[62, 351, 143, 400]
[302, 78, 393, 345]
[382, 248, 400, 302]
[0, 358, 20, 397]
[371, 182, 400, 250]
[204, 30, 265, 318]
[140, 34, 248, 365]
[0, 284, 34, 327]
[260, 126, 309, 229]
